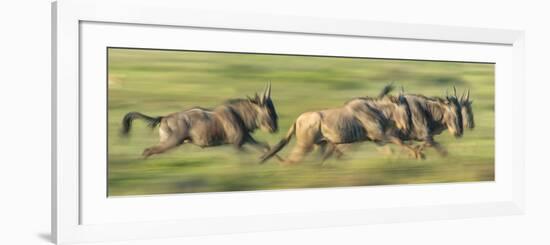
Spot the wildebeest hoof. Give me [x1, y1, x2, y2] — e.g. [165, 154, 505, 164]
[411, 152, 423, 159]
[142, 148, 153, 158]
[413, 146, 426, 160]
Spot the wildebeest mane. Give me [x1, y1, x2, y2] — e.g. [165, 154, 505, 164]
[348, 89, 413, 134]
[418, 95, 462, 126]
[406, 93, 460, 106]
[402, 93, 463, 140]
[222, 98, 261, 132]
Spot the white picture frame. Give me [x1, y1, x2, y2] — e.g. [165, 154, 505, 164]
[52, 0, 525, 244]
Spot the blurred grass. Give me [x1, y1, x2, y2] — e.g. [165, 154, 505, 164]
[107, 48, 494, 196]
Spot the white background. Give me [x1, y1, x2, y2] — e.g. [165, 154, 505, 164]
[0, 0, 547, 244]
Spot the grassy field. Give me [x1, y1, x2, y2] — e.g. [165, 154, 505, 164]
[107, 48, 495, 196]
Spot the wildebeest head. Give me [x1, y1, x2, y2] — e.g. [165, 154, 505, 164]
[443, 87, 464, 138]
[460, 88, 475, 130]
[248, 82, 278, 133]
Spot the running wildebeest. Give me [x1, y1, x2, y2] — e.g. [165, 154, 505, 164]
[395, 87, 464, 156]
[329, 86, 470, 160]
[121, 82, 281, 159]
[324, 85, 468, 160]
[260, 88, 423, 164]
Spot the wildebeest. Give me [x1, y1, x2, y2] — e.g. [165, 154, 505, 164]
[260, 88, 423, 164]
[342, 85, 470, 158]
[393, 87, 465, 157]
[121, 82, 281, 158]
[340, 86, 471, 160]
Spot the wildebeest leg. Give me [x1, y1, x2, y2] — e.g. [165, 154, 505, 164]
[287, 143, 313, 164]
[334, 148, 345, 159]
[422, 137, 448, 157]
[320, 143, 337, 164]
[377, 145, 394, 156]
[283, 112, 321, 164]
[142, 121, 185, 158]
[142, 137, 180, 158]
[286, 132, 317, 164]
[318, 141, 327, 156]
[387, 135, 424, 159]
[317, 141, 343, 164]
[333, 144, 349, 159]
[317, 141, 329, 159]
[244, 136, 285, 162]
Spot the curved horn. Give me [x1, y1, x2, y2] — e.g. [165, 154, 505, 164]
[398, 86, 406, 104]
[265, 81, 272, 99]
[460, 89, 466, 102]
[453, 86, 457, 97]
[466, 88, 470, 101]
[259, 83, 268, 104]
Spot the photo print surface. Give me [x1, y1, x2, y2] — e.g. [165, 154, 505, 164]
[107, 47, 493, 196]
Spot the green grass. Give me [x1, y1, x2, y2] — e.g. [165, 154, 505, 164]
[107, 48, 494, 196]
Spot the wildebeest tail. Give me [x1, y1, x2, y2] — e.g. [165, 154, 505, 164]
[121, 112, 162, 135]
[260, 122, 296, 163]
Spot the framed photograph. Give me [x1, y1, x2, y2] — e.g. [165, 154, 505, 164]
[52, 0, 525, 244]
